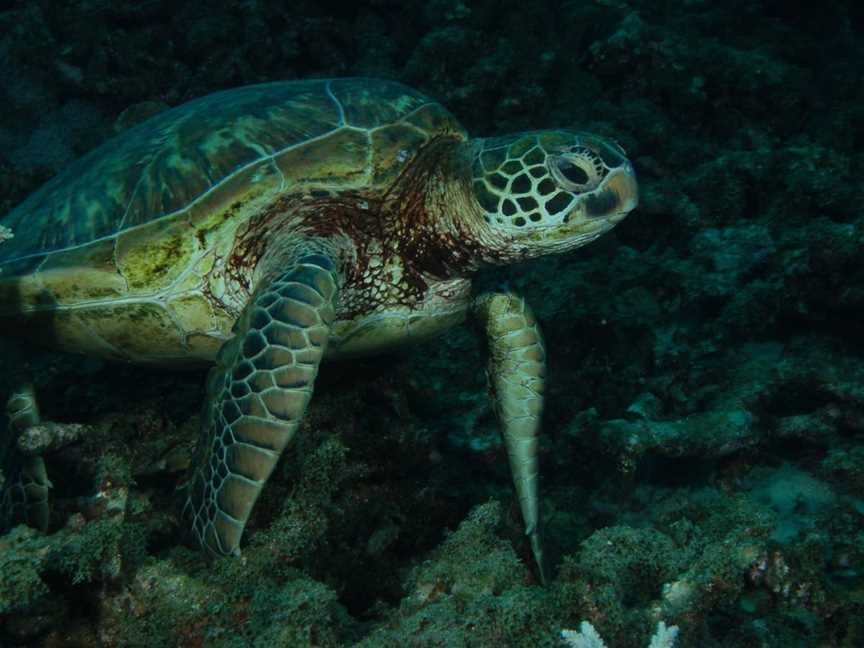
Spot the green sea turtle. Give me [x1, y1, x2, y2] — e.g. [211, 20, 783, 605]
[0, 78, 637, 580]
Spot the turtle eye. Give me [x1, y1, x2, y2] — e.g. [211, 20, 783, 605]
[548, 153, 603, 193]
[557, 160, 589, 185]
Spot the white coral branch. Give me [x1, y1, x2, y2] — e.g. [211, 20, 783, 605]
[561, 621, 679, 648]
[647, 621, 679, 648]
[561, 622, 607, 648]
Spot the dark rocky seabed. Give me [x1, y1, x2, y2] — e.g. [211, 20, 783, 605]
[0, 1, 862, 646]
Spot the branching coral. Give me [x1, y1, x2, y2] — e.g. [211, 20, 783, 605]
[561, 620, 679, 648]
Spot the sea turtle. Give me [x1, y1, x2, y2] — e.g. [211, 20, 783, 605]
[0, 78, 637, 580]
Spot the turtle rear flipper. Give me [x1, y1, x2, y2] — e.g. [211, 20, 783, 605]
[1, 384, 51, 532]
[179, 253, 339, 555]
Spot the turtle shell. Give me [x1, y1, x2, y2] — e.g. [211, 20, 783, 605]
[0, 78, 465, 362]
[0, 78, 464, 275]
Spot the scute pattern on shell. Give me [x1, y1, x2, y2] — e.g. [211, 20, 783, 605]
[0, 79, 436, 269]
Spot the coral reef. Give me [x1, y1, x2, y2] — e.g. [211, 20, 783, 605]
[0, 0, 862, 646]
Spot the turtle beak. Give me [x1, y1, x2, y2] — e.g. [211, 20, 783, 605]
[599, 161, 638, 223]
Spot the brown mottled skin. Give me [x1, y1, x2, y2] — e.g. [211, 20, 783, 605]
[0, 79, 638, 582]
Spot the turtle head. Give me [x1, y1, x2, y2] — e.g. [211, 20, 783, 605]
[469, 130, 638, 257]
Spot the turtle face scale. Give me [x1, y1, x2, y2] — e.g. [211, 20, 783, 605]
[470, 130, 638, 253]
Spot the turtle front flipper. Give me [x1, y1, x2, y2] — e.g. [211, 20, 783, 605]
[180, 254, 339, 556]
[1, 384, 51, 532]
[472, 292, 547, 584]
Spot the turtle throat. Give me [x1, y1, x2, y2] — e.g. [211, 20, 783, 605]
[381, 136, 500, 278]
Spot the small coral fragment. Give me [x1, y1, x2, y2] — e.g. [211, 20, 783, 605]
[15, 422, 91, 456]
[561, 621, 679, 648]
[561, 621, 607, 648]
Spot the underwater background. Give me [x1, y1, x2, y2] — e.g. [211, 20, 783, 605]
[0, 0, 862, 646]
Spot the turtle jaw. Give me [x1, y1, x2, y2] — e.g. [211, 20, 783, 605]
[536, 160, 638, 250]
[586, 159, 639, 225]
